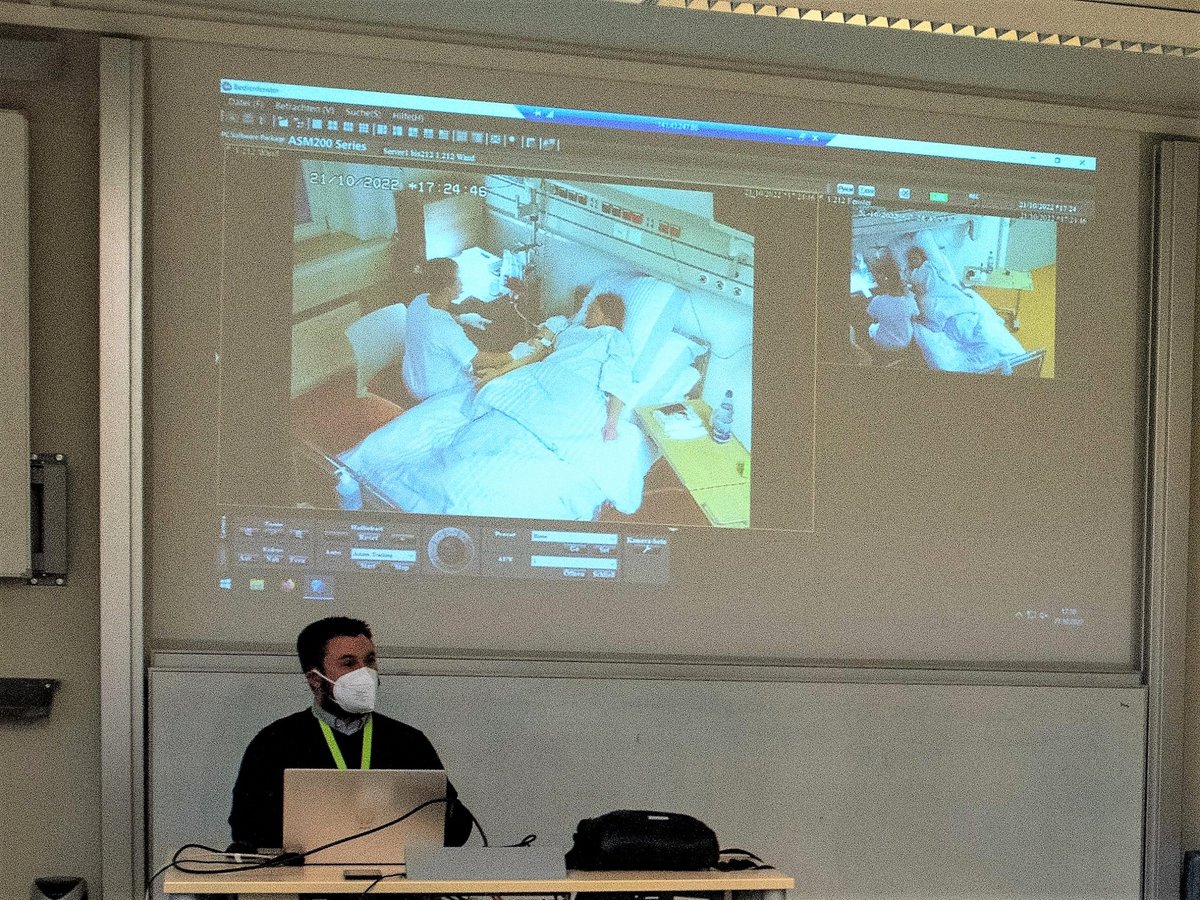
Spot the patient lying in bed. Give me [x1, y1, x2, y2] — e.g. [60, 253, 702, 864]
[338, 292, 644, 521]
[908, 246, 989, 342]
[905, 245, 1033, 374]
[476, 292, 633, 441]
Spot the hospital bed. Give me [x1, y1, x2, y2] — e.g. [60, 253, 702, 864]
[909, 262, 1046, 376]
[333, 271, 708, 522]
[914, 321, 1046, 375]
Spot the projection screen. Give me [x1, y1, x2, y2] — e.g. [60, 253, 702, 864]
[145, 39, 1150, 669]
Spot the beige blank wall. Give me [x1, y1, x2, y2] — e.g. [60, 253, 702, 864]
[0, 29, 101, 897]
[1184, 135, 1200, 860]
[1185, 252, 1200, 854]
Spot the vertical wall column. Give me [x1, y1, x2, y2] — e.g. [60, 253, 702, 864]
[0, 109, 30, 578]
[1144, 140, 1199, 900]
[99, 37, 144, 900]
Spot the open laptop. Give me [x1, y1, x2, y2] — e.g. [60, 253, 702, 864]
[282, 768, 448, 864]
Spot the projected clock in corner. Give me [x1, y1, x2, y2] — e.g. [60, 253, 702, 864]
[427, 527, 479, 575]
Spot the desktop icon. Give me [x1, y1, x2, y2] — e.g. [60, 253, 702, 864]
[249, 578, 266, 591]
[305, 576, 336, 601]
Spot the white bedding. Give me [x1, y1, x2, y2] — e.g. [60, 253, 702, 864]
[875, 229, 1038, 375]
[337, 278, 703, 521]
[365, 396, 652, 520]
[913, 294, 1030, 374]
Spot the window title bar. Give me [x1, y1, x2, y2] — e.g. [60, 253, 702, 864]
[220, 79, 1097, 171]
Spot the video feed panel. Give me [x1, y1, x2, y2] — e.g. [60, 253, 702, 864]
[285, 160, 766, 530]
[157, 57, 1138, 669]
[836, 208, 1060, 378]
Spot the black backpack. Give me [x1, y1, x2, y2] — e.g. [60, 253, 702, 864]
[564, 810, 719, 871]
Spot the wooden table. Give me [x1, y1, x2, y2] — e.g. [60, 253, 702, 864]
[636, 400, 751, 528]
[161, 852, 794, 898]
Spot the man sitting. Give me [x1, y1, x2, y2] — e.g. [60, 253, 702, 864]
[228, 615, 473, 851]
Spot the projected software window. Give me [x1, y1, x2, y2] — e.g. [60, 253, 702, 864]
[211, 78, 1096, 593]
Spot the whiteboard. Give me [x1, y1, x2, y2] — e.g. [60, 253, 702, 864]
[149, 664, 1145, 900]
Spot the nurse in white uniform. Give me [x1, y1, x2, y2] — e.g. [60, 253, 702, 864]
[402, 257, 511, 401]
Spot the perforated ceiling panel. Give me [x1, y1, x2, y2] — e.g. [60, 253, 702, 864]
[623, 0, 1200, 59]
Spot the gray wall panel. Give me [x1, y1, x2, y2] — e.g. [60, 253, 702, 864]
[150, 666, 1146, 900]
[0, 108, 30, 578]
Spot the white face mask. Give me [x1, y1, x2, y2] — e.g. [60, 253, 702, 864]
[314, 666, 379, 715]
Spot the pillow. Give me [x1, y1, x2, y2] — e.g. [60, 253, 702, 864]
[622, 332, 704, 415]
[662, 365, 702, 405]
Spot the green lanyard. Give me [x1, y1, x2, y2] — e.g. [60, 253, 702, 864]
[318, 713, 373, 770]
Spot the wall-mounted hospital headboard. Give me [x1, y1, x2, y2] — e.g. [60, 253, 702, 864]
[486, 176, 754, 307]
[851, 209, 972, 249]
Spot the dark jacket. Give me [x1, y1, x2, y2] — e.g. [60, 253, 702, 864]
[228, 708, 473, 851]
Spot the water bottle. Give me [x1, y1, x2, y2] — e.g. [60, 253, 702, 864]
[711, 390, 734, 444]
[336, 469, 362, 511]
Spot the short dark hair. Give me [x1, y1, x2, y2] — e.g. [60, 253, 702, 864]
[590, 292, 626, 330]
[419, 257, 459, 297]
[297, 616, 373, 673]
[867, 250, 903, 296]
